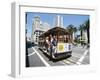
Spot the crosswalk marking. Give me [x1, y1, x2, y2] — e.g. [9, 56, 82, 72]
[32, 47, 50, 67]
[62, 60, 71, 65]
[62, 60, 75, 65]
[76, 50, 88, 65]
[67, 59, 77, 64]
[30, 47, 89, 66]
[28, 52, 35, 57]
[62, 50, 89, 65]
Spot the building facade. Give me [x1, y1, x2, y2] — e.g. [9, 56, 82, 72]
[82, 30, 88, 43]
[31, 15, 65, 44]
[31, 16, 50, 44]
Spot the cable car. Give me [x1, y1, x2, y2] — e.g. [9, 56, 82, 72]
[38, 27, 72, 59]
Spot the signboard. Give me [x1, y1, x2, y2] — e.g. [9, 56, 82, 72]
[57, 43, 64, 52]
[57, 43, 68, 53]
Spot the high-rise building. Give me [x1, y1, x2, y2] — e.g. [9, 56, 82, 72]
[31, 16, 50, 44]
[55, 15, 63, 27]
[82, 31, 88, 43]
[31, 15, 64, 44]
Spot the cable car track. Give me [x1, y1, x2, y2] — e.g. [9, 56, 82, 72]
[62, 55, 80, 65]
[62, 59, 76, 65]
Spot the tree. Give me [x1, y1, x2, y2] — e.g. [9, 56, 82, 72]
[66, 24, 77, 42]
[84, 19, 90, 43]
[73, 27, 77, 38]
[78, 24, 84, 41]
[80, 19, 90, 44]
[78, 19, 90, 45]
[67, 24, 74, 34]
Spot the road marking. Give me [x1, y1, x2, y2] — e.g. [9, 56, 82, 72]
[61, 52, 81, 65]
[76, 50, 88, 65]
[62, 58, 76, 65]
[32, 47, 50, 67]
[28, 52, 35, 57]
[67, 59, 77, 63]
[62, 50, 88, 65]
[62, 59, 76, 65]
[62, 60, 72, 65]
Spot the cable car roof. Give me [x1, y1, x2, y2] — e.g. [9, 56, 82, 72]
[39, 27, 69, 37]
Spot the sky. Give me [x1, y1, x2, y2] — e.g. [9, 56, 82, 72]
[26, 12, 89, 38]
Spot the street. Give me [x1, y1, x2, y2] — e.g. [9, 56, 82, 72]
[26, 42, 90, 67]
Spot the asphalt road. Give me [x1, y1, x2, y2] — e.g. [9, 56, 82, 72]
[26, 43, 90, 67]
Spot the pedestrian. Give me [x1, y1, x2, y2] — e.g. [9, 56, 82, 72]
[52, 36, 57, 53]
[49, 35, 54, 57]
[45, 37, 50, 52]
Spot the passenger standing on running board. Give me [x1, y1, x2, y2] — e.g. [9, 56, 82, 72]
[45, 37, 50, 52]
[49, 35, 54, 57]
[52, 36, 57, 53]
